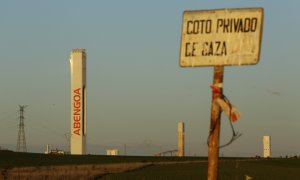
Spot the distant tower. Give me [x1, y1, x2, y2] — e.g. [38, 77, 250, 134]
[16, 105, 28, 152]
[45, 144, 49, 154]
[70, 49, 87, 155]
[178, 122, 185, 157]
[64, 132, 71, 154]
[263, 136, 271, 158]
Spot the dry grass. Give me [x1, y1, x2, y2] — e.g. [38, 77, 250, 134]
[0, 162, 152, 180]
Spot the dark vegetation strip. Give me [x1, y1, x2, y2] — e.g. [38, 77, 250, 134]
[101, 162, 208, 180]
[101, 160, 300, 180]
[2, 151, 300, 179]
[0, 150, 208, 168]
[95, 163, 155, 179]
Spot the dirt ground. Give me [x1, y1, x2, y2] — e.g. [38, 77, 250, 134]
[0, 161, 203, 179]
[0, 162, 152, 180]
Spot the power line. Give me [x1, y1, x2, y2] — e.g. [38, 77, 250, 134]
[16, 105, 28, 152]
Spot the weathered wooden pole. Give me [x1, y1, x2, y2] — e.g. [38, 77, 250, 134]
[207, 66, 224, 180]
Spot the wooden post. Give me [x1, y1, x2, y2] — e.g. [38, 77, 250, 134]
[207, 66, 224, 180]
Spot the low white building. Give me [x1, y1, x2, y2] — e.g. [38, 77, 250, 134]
[106, 149, 119, 156]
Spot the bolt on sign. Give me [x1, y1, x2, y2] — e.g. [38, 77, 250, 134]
[179, 8, 263, 67]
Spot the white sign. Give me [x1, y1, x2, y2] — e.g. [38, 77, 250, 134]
[180, 8, 263, 67]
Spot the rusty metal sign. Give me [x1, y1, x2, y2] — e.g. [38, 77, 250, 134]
[179, 8, 263, 67]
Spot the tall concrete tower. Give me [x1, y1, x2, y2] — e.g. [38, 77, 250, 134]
[178, 122, 185, 157]
[263, 136, 271, 158]
[70, 48, 87, 155]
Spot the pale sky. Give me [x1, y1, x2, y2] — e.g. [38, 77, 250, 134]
[0, 1, 299, 157]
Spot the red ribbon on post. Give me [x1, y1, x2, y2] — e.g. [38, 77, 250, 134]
[210, 85, 241, 122]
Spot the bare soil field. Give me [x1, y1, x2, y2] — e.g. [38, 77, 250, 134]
[1, 162, 151, 179]
[0, 161, 204, 179]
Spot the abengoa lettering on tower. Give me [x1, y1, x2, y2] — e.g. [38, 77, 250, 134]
[70, 48, 87, 155]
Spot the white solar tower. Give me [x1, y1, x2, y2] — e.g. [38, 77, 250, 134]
[263, 136, 271, 158]
[70, 48, 87, 155]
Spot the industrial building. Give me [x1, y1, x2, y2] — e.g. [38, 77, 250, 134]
[178, 122, 185, 157]
[263, 136, 271, 158]
[45, 144, 65, 155]
[70, 49, 87, 155]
